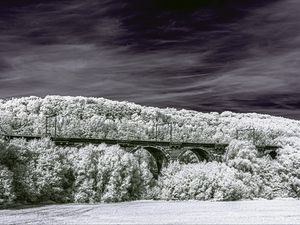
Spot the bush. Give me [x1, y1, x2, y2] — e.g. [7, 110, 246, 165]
[158, 161, 248, 201]
[0, 165, 15, 205]
[0, 138, 74, 204]
[70, 144, 153, 203]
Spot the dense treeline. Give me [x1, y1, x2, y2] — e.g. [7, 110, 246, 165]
[0, 138, 157, 206]
[1, 95, 299, 144]
[1, 138, 299, 206]
[0, 96, 300, 206]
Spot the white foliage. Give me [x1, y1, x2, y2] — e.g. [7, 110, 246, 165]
[159, 162, 248, 201]
[0, 165, 15, 205]
[1, 96, 300, 204]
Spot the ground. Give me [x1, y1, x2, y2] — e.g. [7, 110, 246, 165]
[1, 199, 300, 224]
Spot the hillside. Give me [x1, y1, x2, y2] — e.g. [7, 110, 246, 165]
[1, 95, 300, 145]
[0, 96, 300, 206]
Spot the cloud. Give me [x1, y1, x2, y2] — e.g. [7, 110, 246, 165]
[1, 0, 300, 119]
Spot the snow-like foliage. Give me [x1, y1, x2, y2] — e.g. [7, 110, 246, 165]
[0, 138, 74, 203]
[159, 161, 249, 201]
[70, 144, 144, 203]
[0, 165, 15, 205]
[0, 138, 155, 205]
[225, 140, 259, 174]
[1, 95, 300, 206]
[2, 95, 299, 144]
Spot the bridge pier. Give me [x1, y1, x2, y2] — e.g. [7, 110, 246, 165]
[166, 148, 182, 162]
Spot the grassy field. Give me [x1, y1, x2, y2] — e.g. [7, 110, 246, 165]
[1, 199, 300, 225]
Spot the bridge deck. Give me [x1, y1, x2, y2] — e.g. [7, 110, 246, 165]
[2, 135, 279, 151]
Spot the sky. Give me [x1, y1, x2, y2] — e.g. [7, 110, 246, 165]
[0, 0, 300, 119]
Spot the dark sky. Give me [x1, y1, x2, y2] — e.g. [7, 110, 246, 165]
[1, 0, 300, 119]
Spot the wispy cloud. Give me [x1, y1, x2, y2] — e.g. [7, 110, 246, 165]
[1, 0, 300, 119]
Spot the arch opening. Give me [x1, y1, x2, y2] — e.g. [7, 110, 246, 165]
[133, 146, 168, 179]
[268, 150, 277, 159]
[177, 150, 199, 164]
[178, 148, 210, 164]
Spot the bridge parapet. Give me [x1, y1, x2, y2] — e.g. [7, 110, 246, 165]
[169, 142, 183, 149]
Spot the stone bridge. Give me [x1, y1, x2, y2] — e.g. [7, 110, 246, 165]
[4, 135, 279, 178]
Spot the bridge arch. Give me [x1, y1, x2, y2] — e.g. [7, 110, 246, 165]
[131, 146, 169, 179]
[178, 148, 210, 163]
[268, 150, 277, 159]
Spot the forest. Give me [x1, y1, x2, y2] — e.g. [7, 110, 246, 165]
[0, 96, 300, 206]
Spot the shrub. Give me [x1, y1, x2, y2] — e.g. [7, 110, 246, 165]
[0, 165, 15, 205]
